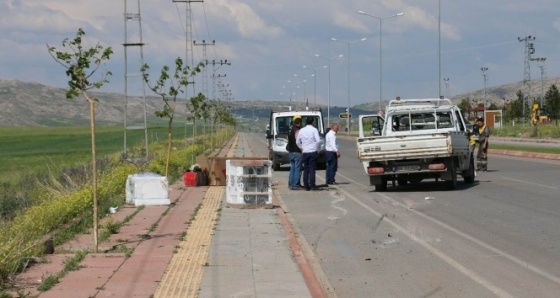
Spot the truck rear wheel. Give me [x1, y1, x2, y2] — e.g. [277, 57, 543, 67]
[375, 178, 387, 191]
[445, 159, 457, 190]
[463, 155, 475, 184]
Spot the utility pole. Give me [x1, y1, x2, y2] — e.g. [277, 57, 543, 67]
[443, 78, 450, 98]
[518, 35, 535, 121]
[209, 60, 231, 100]
[193, 40, 215, 98]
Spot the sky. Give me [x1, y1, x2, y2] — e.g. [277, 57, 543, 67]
[1, 0, 560, 108]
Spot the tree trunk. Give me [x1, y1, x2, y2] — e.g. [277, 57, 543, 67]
[88, 98, 98, 253]
[165, 117, 173, 177]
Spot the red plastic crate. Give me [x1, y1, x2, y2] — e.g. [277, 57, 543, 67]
[184, 172, 197, 187]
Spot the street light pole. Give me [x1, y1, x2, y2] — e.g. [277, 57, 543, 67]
[481, 67, 488, 119]
[332, 37, 367, 135]
[358, 11, 404, 112]
[315, 54, 344, 127]
[443, 78, 450, 98]
[303, 65, 327, 109]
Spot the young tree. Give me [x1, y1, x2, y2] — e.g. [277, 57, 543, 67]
[189, 92, 207, 142]
[141, 58, 203, 176]
[47, 28, 113, 252]
[509, 91, 525, 120]
[545, 84, 560, 125]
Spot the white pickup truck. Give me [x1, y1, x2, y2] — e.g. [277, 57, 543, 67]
[357, 98, 475, 191]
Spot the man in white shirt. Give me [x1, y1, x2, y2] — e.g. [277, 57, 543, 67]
[325, 122, 340, 185]
[296, 117, 321, 191]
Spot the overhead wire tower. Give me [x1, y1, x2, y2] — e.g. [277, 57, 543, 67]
[518, 35, 535, 120]
[123, 0, 149, 160]
[173, 0, 203, 97]
[173, 0, 203, 148]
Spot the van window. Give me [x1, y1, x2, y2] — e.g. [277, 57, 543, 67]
[275, 115, 322, 135]
[276, 117, 291, 134]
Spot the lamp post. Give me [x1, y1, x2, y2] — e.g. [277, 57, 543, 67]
[294, 73, 305, 101]
[303, 65, 327, 109]
[481, 67, 488, 119]
[332, 37, 367, 135]
[443, 78, 450, 98]
[315, 54, 344, 127]
[358, 10, 404, 111]
[530, 57, 546, 107]
[282, 85, 293, 102]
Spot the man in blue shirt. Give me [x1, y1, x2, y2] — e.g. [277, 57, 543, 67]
[296, 117, 321, 191]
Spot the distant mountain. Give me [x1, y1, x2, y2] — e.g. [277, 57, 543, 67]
[0, 80, 161, 126]
[1, 78, 559, 126]
[450, 77, 560, 106]
[353, 77, 560, 111]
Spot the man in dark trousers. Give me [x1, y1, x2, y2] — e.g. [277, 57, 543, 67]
[287, 115, 303, 190]
[475, 117, 490, 171]
[325, 122, 340, 185]
[296, 117, 321, 191]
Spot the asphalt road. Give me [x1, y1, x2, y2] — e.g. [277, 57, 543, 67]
[249, 133, 560, 298]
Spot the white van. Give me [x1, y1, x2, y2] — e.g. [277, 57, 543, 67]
[265, 109, 326, 170]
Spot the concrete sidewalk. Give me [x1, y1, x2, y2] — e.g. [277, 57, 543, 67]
[14, 132, 316, 297]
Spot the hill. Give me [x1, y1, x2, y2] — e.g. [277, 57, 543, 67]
[2, 78, 559, 126]
[353, 77, 560, 111]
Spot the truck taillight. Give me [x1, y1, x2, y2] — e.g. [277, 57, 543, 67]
[368, 167, 385, 174]
[428, 163, 446, 170]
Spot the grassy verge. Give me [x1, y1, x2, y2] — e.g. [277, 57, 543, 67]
[491, 144, 560, 155]
[0, 126, 235, 292]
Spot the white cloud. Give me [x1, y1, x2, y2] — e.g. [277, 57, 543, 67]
[1, 0, 559, 103]
[554, 18, 560, 32]
[210, 0, 284, 39]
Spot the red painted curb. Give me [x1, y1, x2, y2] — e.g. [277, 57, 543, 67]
[275, 197, 327, 298]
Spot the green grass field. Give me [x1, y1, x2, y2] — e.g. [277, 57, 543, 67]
[0, 124, 208, 185]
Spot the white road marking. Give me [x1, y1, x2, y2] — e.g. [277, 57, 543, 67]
[500, 176, 559, 190]
[333, 180, 514, 297]
[333, 172, 560, 296]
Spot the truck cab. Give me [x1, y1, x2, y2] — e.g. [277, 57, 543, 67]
[266, 109, 326, 170]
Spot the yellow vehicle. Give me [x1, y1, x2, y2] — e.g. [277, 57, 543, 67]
[531, 103, 551, 124]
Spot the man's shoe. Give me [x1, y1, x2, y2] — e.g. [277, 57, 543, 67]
[310, 187, 321, 191]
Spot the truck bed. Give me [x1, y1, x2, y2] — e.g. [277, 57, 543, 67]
[357, 132, 469, 161]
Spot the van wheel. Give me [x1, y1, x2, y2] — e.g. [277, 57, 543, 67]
[272, 162, 281, 171]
